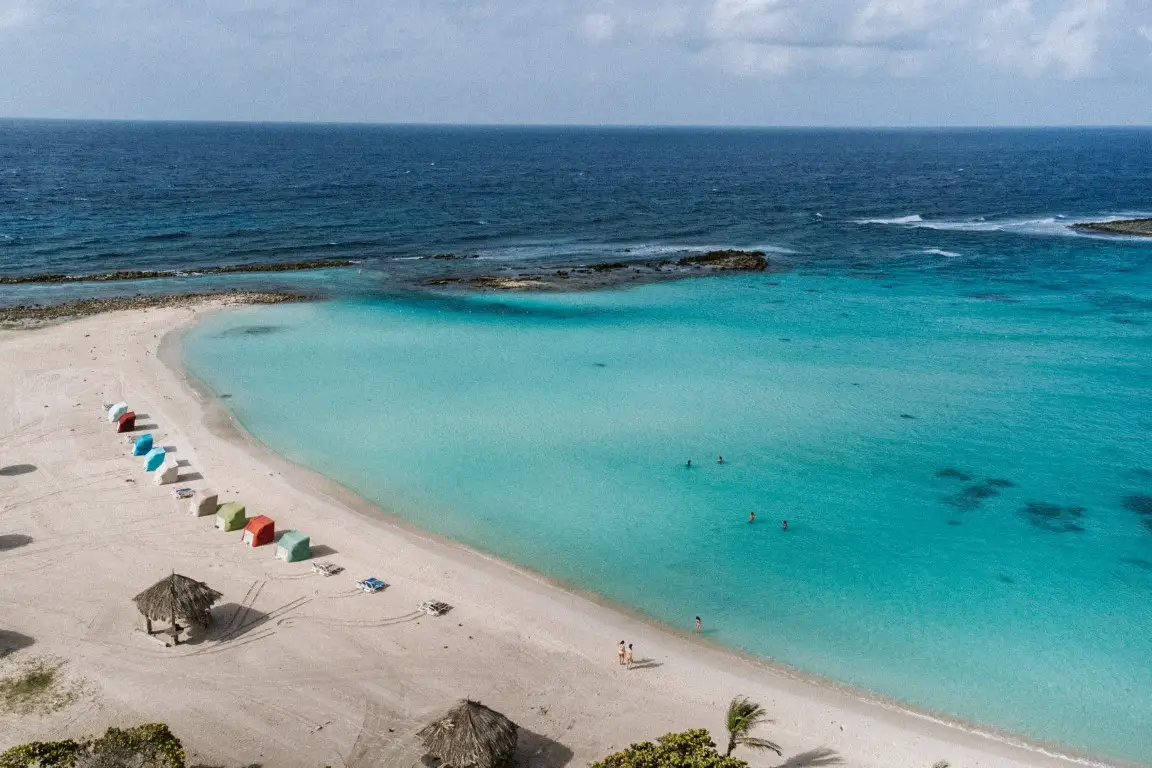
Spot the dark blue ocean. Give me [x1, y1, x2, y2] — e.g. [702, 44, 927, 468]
[6, 122, 1152, 764]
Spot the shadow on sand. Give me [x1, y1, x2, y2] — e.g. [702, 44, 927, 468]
[0, 464, 37, 477]
[773, 747, 844, 767]
[0, 629, 35, 659]
[517, 726, 576, 768]
[0, 534, 33, 551]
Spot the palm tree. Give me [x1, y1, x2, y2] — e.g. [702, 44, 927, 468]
[723, 695, 783, 757]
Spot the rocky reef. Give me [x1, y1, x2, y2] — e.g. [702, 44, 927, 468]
[0, 258, 355, 285]
[0, 290, 307, 329]
[422, 249, 774, 293]
[1070, 219, 1152, 237]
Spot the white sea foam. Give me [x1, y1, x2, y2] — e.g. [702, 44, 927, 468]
[470, 241, 798, 262]
[856, 214, 923, 225]
[859, 212, 1152, 239]
[923, 248, 960, 257]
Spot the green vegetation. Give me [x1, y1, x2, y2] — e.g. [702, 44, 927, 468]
[723, 695, 782, 757]
[591, 729, 749, 768]
[0, 657, 83, 716]
[0, 724, 185, 768]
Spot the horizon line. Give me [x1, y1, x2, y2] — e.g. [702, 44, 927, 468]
[1, 116, 1150, 131]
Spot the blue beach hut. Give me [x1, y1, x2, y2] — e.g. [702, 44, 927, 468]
[132, 434, 153, 456]
[143, 447, 167, 472]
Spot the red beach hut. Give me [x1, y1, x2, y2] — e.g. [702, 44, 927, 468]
[116, 411, 136, 433]
[241, 516, 275, 548]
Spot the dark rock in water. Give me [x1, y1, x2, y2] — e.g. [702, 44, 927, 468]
[675, 250, 769, 271]
[429, 253, 479, 260]
[936, 468, 973, 481]
[0, 258, 354, 285]
[946, 520, 963, 526]
[900, 414, 916, 420]
[1021, 502, 1086, 533]
[1123, 467, 1152, 482]
[424, 249, 775, 293]
[1071, 218, 1152, 237]
[0, 290, 307, 329]
[593, 362, 607, 368]
[998, 574, 1016, 584]
[1120, 557, 1152, 571]
[947, 482, 1000, 511]
[985, 478, 1016, 488]
[1123, 495, 1152, 530]
[778, 338, 791, 342]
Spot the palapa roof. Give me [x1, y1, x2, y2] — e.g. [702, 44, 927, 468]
[132, 573, 223, 622]
[418, 699, 518, 768]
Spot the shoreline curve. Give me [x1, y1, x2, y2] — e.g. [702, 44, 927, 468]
[163, 299, 1129, 768]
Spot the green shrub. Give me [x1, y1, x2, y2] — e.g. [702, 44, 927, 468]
[592, 729, 750, 768]
[0, 724, 185, 768]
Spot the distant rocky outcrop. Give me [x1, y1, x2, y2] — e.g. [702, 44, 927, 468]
[1070, 219, 1152, 237]
[0, 259, 356, 285]
[0, 290, 307, 329]
[422, 249, 775, 293]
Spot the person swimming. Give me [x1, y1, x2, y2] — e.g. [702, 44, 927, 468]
[782, 520, 788, 531]
[717, 455, 724, 464]
[686, 459, 692, 468]
[748, 511, 756, 524]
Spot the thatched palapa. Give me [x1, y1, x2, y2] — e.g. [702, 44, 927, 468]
[132, 573, 222, 645]
[418, 699, 518, 768]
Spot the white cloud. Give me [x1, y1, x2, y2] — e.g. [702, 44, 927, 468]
[581, 12, 617, 43]
[980, 0, 1112, 77]
[0, 0, 35, 29]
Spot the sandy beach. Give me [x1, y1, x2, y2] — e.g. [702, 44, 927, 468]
[0, 302, 1121, 768]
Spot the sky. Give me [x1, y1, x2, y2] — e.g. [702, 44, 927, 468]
[1, 0, 1150, 126]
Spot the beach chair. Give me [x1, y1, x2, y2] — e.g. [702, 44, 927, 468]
[357, 577, 388, 593]
[419, 600, 452, 616]
[312, 562, 344, 577]
[107, 402, 128, 423]
[154, 458, 179, 486]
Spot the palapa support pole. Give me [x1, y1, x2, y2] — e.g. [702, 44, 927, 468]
[170, 571, 180, 646]
[145, 618, 153, 635]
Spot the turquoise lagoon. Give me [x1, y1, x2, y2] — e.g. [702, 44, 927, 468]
[184, 271, 1152, 764]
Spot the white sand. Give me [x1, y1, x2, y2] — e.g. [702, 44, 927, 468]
[0, 304, 1117, 768]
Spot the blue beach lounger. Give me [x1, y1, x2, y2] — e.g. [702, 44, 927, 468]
[132, 434, 153, 456]
[143, 447, 167, 472]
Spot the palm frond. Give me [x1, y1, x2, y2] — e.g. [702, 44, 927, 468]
[735, 736, 782, 755]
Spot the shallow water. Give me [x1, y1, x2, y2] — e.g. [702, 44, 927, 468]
[185, 266, 1152, 764]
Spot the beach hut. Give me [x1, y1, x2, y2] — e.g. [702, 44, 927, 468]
[132, 434, 153, 456]
[241, 516, 275, 547]
[107, 402, 128, 423]
[154, 458, 179, 486]
[189, 489, 218, 517]
[275, 530, 311, 562]
[143, 447, 166, 472]
[132, 573, 222, 646]
[417, 699, 518, 768]
[116, 411, 136, 433]
[216, 502, 247, 532]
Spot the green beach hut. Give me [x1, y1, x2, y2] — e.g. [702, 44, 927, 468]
[275, 530, 311, 563]
[215, 502, 247, 532]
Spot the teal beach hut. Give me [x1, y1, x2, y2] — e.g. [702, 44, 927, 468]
[143, 447, 167, 472]
[275, 530, 311, 563]
[132, 434, 153, 456]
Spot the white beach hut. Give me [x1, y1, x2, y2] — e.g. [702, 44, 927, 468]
[154, 458, 180, 486]
[189, 489, 218, 517]
[107, 402, 129, 424]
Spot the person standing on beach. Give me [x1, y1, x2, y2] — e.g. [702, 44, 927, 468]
[618, 640, 627, 665]
[695, 616, 702, 633]
[625, 643, 634, 667]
